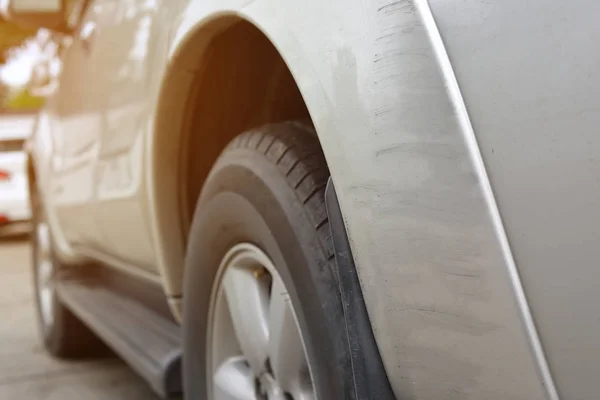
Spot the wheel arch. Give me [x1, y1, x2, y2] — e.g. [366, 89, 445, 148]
[147, 13, 318, 309]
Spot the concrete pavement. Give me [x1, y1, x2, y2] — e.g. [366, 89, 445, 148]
[0, 239, 158, 400]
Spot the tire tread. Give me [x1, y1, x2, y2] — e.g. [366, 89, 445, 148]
[226, 122, 334, 270]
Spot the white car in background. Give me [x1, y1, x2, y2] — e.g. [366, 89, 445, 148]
[0, 112, 34, 234]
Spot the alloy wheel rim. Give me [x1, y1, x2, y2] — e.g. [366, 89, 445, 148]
[35, 220, 55, 330]
[208, 243, 315, 400]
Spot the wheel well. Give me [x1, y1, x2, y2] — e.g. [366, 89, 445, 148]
[179, 18, 311, 235]
[152, 16, 313, 299]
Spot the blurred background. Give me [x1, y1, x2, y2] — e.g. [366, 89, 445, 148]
[0, 17, 46, 110]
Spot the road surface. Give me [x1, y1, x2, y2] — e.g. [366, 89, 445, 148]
[0, 238, 158, 400]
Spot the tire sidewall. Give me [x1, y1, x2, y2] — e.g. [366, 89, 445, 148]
[183, 156, 349, 399]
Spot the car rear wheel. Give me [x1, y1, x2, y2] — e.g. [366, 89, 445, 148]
[209, 243, 314, 399]
[183, 122, 353, 399]
[31, 189, 105, 358]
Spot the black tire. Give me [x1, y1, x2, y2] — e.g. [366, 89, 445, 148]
[183, 122, 354, 399]
[31, 189, 105, 359]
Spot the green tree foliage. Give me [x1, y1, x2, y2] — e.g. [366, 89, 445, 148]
[4, 88, 45, 110]
[0, 18, 39, 110]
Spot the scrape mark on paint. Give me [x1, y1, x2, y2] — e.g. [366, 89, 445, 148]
[378, 0, 416, 14]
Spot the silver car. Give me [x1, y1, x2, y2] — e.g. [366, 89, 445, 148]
[3, 0, 599, 399]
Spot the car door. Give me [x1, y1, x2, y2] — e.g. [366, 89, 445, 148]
[49, 1, 107, 248]
[90, 0, 167, 274]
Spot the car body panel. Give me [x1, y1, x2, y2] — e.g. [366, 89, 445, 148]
[430, 1, 600, 398]
[32, 0, 162, 275]
[46, 2, 104, 248]
[91, 0, 163, 272]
